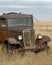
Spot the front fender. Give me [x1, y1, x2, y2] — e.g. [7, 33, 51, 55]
[40, 35, 51, 44]
[35, 35, 51, 45]
[5, 37, 23, 48]
[6, 37, 19, 44]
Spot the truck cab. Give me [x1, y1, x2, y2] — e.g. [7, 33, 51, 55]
[0, 12, 50, 53]
[0, 12, 35, 49]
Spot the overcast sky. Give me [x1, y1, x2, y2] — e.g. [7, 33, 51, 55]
[0, 0, 52, 20]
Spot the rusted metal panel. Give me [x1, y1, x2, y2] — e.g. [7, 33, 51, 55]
[35, 35, 51, 49]
[8, 26, 33, 32]
[0, 13, 33, 19]
[0, 29, 7, 42]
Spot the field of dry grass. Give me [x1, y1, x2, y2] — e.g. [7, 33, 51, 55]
[0, 44, 52, 65]
[0, 21, 52, 65]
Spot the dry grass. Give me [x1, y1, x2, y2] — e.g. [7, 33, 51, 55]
[0, 44, 52, 65]
[0, 21, 52, 65]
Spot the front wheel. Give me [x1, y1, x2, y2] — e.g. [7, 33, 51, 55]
[42, 42, 48, 47]
[42, 42, 49, 53]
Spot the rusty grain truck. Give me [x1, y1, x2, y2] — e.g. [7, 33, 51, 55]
[0, 12, 51, 53]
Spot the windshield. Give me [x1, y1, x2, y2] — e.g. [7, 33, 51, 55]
[7, 18, 31, 27]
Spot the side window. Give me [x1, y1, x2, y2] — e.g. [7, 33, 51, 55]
[0, 19, 7, 28]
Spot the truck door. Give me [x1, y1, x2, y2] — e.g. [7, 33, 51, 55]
[0, 29, 7, 42]
[0, 19, 7, 42]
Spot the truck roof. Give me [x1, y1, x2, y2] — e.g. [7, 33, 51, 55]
[0, 12, 33, 19]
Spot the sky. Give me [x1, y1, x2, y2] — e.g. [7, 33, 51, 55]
[0, 0, 52, 20]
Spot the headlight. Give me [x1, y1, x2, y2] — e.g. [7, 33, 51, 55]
[37, 34, 42, 39]
[18, 35, 22, 40]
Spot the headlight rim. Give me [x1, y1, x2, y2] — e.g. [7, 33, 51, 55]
[18, 35, 22, 40]
[37, 34, 42, 39]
